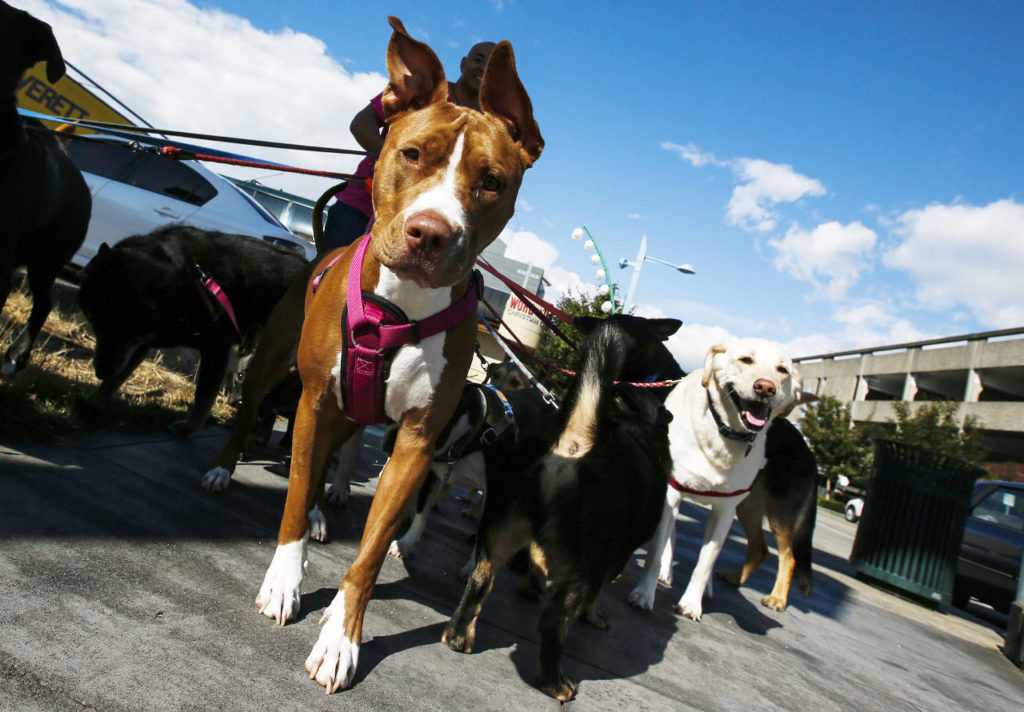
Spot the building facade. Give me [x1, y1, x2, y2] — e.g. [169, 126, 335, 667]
[795, 328, 1024, 459]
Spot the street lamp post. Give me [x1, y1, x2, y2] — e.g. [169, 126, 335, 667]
[618, 235, 694, 313]
[572, 225, 616, 314]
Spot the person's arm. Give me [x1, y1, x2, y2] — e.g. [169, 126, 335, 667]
[350, 103, 385, 154]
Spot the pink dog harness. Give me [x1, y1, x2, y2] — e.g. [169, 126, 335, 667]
[341, 234, 482, 425]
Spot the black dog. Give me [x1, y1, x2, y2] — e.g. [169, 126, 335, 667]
[442, 314, 680, 702]
[77, 225, 307, 436]
[1, 2, 91, 376]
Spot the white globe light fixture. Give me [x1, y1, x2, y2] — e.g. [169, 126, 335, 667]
[571, 225, 619, 313]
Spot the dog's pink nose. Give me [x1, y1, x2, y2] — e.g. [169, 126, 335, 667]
[753, 378, 776, 398]
[405, 211, 453, 254]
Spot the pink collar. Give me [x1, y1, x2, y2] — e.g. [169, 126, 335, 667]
[341, 234, 481, 424]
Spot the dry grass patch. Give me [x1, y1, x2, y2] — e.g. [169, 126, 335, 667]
[1, 286, 234, 441]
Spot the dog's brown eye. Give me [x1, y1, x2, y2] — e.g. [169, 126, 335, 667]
[739, 356, 754, 364]
[401, 148, 419, 164]
[482, 175, 502, 192]
[777, 365, 789, 375]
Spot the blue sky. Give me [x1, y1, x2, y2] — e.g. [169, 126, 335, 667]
[21, 0, 1024, 370]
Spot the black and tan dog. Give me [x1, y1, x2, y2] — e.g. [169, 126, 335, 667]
[77, 225, 307, 436]
[718, 415, 818, 611]
[1, 2, 91, 376]
[442, 315, 680, 702]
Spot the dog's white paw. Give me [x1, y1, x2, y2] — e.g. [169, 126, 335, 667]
[309, 505, 328, 543]
[325, 483, 350, 507]
[627, 583, 657, 611]
[676, 595, 703, 622]
[305, 592, 360, 694]
[256, 538, 307, 625]
[657, 571, 673, 587]
[200, 466, 231, 492]
[387, 538, 408, 559]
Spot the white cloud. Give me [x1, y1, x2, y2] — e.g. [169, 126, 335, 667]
[542, 266, 596, 306]
[517, 198, 534, 212]
[500, 229, 559, 268]
[884, 198, 1024, 328]
[673, 323, 737, 373]
[24, 0, 387, 198]
[662, 142, 826, 233]
[661, 141, 718, 168]
[626, 212, 643, 220]
[769, 221, 877, 299]
[725, 158, 826, 232]
[787, 301, 932, 359]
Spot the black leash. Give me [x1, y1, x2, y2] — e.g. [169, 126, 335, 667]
[706, 388, 758, 456]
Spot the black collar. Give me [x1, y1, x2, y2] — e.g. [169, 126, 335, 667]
[706, 388, 757, 453]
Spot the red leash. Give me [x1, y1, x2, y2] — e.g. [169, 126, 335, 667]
[159, 145, 368, 182]
[475, 258, 578, 351]
[669, 479, 753, 498]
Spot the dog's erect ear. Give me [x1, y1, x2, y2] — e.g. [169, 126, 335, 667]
[27, 17, 66, 83]
[479, 41, 544, 168]
[381, 16, 448, 120]
[574, 316, 600, 336]
[649, 318, 682, 341]
[701, 343, 728, 388]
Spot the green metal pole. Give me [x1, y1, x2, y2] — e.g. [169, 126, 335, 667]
[581, 225, 618, 312]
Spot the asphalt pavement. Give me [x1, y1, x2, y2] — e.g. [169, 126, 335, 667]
[1, 423, 1022, 711]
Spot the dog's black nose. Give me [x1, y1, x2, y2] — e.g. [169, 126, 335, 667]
[753, 378, 776, 399]
[405, 211, 453, 253]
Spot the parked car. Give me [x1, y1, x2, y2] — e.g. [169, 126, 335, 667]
[953, 480, 1024, 613]
[845, 497, 864, 523]
[64, 136, 316, 267]
[226, 177, 327, 244]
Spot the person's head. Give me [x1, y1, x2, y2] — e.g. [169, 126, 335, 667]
[457, 41, 496, 95]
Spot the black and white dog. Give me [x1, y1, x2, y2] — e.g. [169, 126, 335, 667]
[441, 314, 680, 702]
[1, 2, 91, 376]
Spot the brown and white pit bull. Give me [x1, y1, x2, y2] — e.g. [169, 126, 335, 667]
[254, 17, 543, 693]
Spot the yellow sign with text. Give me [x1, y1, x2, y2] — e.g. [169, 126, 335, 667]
[16, 61, 134, 129]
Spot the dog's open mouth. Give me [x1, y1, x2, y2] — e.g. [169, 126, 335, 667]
[726, 386, 772, 432]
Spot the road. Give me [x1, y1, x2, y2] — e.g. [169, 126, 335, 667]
[1, 424, 1021, 711]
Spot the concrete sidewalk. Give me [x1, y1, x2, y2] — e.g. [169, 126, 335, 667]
[1, 424, 1021, 711]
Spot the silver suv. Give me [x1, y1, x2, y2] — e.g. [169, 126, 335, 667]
[65, 137, 316, 267]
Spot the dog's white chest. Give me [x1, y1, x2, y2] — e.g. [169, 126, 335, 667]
[666, 376, 767, 492]
[332, 267, 450, 420]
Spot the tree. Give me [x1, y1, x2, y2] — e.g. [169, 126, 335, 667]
[889, 401, 982, 464]
[532, 289, 615, 393]
[799, 395, 871, 493]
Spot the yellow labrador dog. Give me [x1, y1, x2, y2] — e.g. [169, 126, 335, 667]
[628, 338, 803, 621]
